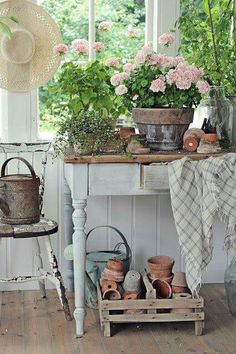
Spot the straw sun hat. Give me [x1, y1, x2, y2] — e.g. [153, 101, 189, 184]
[0, 0, 62, 91]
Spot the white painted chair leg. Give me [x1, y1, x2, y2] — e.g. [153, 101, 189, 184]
[44, 235, 72, 321]
[72, 199, 87, 337]
[32, 238, 46, 298]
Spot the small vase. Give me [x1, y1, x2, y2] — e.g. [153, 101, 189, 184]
[198, 86, 233, 148]
[224, 257, 236, 316]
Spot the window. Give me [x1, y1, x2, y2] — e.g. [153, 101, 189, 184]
[38, 0, 146, 139]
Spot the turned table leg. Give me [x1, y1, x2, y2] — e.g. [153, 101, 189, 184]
[72, 198, 87, 337]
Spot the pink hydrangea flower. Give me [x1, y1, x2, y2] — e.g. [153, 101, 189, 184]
[150, 78, 166, 93]
[159, 32, 175, 46]
[72, 39, 89, 54]
[98, 21, 112, 31]
[127, 26, 139, 38]
[196, 80, 210, 94]
[142, 44, 153, 56]
[172, 56, 187, 67]
[110, 72, 129, 86]
[53, 43, 69, 55]
[135, 50, 146, 65]
[92, 42, 105, 52]
[105, 57, 119, 67]
[176, 78, 192, 90]
[115, 85, 128, 95]
[123, 63, 135, 73]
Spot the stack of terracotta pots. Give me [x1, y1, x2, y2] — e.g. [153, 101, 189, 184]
[101, 259, 125, 300]
[171, 272, 190, 294]
[147, 256, 174, 299]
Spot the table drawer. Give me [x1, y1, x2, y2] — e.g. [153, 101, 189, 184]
[141, 163, 169, 189]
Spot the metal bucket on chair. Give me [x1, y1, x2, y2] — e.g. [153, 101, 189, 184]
[86, 225, 132, 309]
[0, 157, 40, 225]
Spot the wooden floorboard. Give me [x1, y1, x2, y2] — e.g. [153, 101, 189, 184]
[0, 284, 236, 354]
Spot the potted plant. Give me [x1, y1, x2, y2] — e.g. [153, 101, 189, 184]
[178, 0, 236, 145]
[110, 35, 210, 151]
[53, 110, 125, 156]
[49, 39, 126, 155]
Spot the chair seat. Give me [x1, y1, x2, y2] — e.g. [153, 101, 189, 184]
[0, 218, 58, 238]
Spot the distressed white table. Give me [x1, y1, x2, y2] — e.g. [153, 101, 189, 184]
[64, 152, 223, 337]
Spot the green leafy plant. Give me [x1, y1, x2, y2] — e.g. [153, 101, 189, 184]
[0, 16, 18, 37]
[48, 60, 125, 120]
[179, 0, 236, 95]
[53, 110, 125, 156]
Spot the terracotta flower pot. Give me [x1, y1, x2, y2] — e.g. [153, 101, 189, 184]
[171, 272, 188, 287]
[171, 293, 192, 313]
[152, 279, 172, 299]
[132, 108, 194, 151]
[147, 256, 175, 272]
[172, 286, 189, 294]
[107, 259, 124, 272]
[201, 133, 218, 143]
[102, 288, 121, 300]
[123, 291, 139, 300]
[148, 273, 174, 284]
[101, 280, 117, 293]
[183, 128, 205, 152]
[148, 269, 172, 278]
[101, 267, 124, 282]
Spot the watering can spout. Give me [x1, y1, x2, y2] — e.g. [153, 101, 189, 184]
[0, 198, 10, 215]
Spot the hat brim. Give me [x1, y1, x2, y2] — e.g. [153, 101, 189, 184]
[0, 0, 62, 92]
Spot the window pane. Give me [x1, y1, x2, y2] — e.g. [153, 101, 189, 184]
[38, 0, 145, 137]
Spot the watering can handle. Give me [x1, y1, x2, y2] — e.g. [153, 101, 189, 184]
[86, 225, 131, 261]
[1, 157, 37, 179]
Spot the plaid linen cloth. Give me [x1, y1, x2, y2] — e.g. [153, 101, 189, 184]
[168, 153, 236, 296]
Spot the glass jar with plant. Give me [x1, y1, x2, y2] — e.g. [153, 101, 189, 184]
[110, 35, 210, 151]
[178, 0, 235, 145]
[53, 110, 125, 156]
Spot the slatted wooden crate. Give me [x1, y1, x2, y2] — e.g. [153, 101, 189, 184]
[97, 275, 204, 337]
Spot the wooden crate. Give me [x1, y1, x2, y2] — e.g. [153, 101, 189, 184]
[97, 275, 204, 337]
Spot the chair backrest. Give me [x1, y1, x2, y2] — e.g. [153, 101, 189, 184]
[0, 142, 51, 214]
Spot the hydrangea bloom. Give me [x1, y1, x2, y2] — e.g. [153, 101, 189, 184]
[53, 43, 69, 55]
[98, 21, 112, 31]
[72, 39, 89, 54]
[135, 50, 146, 65]
[105, 57, 119, 67]
[159, 32, 175, 46]
[196, 80, 210, 94]
[92, 42, 105, 52]
[150, 78, 166, 93]
[115, 85, 128, 95]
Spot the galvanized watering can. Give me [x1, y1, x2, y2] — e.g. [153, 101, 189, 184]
[0, 157, 40, 225]
[86, 225, 132, 309]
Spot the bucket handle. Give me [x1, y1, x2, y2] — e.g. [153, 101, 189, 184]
[1, 157, 37, 179]
[86, 225, 131, 261]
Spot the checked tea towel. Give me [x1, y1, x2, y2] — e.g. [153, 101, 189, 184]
[168, 153, 236, 296]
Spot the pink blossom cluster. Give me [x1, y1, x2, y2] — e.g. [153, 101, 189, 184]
[105, 57, 119, 67]
[127, 26, 139, 38]
[196, 80, 210, 94]
[150, 78, 166, 93]
[123, 63, 135, 73]
[92, 42, 105, 52]
[72, 39, 89, 55]
[159, 32, 175, 46]
[115, 84, 128, 95]
[98, 21, 112, 31]
[53, 43, 69, 55]
[166, 63, 205, 90]
[110, 72, 129, 86]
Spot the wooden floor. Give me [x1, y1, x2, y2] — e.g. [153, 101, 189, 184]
[0, 284, 236, 354]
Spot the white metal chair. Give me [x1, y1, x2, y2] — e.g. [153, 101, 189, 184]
[0, 142, 72, 321]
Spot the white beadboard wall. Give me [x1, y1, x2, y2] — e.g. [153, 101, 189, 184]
[0, 154, 228, 291]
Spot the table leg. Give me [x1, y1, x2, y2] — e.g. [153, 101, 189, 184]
[72, 198, 87, 337]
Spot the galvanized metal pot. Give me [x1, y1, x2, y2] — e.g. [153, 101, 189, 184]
[0, 157, 40, 225]
[132, 108, 194, 151]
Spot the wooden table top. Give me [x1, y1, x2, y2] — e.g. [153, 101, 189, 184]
[64, 150, 232, 164]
